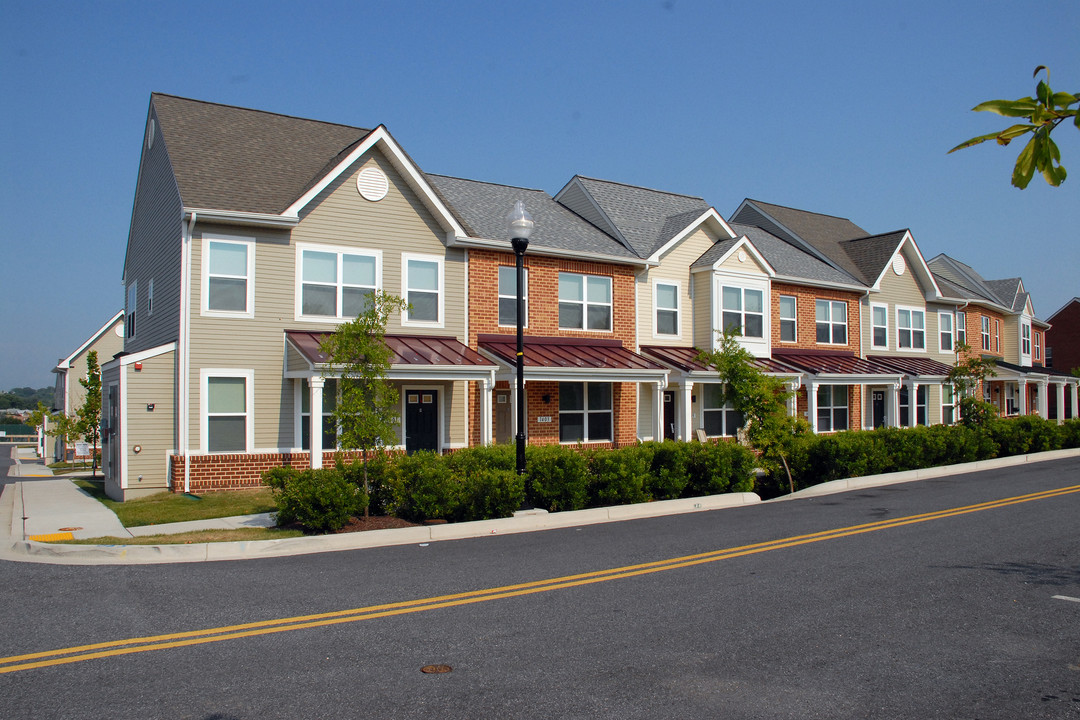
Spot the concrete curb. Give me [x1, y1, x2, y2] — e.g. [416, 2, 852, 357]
[0, 492, 761, 566]
[778, 447, 1080, 500]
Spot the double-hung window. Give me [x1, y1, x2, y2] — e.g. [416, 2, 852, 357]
[899, 385, 928, 426]
[559, 273, 612, 331]
[897, 308, 926, 350]
[871, 304, 889, 349]
[956, 311, 966, 346]
[126, 281, 137, 339]
[816, 300, 847, 344]
[939, 312, 954, 352]
[300, 379, 337, 451]
[1005, 383, 1018, 415]
[942, 384, 956, 425]
[816, 385, 848, 432]
[559, 382, 612, 442]
[1034, 331, 1042, 361]
[299, 246, 379, 319]
[981, 316, 991, 350]
[702, 384, 744, 437]
[498, 265, 528, 327]
[722, 286, 764, 338]
[654, 281, 680, 337]
[778, 295, 797, 342]
[994, 319, 1001, 352]
[202, 370, 253, 453]
[204, 236, 254, 316]
[1021, 322, 1032, 357]
[403, 254, 444, 326]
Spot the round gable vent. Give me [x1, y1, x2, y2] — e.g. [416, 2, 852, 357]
[892, 254, 906, 276]
[357, 167, 389, 202]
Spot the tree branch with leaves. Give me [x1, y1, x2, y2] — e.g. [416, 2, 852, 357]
[947, 342, 999, 427]
[950, 66, 1078, 188]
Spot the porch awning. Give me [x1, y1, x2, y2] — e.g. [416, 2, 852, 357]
[640, 345, 800, 378]
[285, 331, 497, 380]
[772, 348, 903, 384]
[866, 355, 953, 380]
[478, 334, 668, 384]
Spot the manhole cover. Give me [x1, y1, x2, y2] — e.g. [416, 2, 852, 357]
[58, 527, 82, 532]
[420, 664, 452, 674]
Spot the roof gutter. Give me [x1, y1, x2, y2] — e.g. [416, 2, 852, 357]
[183, 208, 299, 229]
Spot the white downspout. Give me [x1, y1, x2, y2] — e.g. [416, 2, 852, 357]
[182, 212, 196, 493]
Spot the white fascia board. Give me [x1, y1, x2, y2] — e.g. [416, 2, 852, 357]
[808, 372, 904, 386]
[647, 208, 737, 263]
[449, 235, 650, 267]
[288, 360, 497, 381]
[282, 126, 467, 237]
[709, 235, 776, 276]
[492, 366, 670, 385]
[117, 343, 177, 367]
[59, 310, 126, 369]
[184, 208, 298, 229]
[869, 232, 943, 300]
[773, 274, 867, 292]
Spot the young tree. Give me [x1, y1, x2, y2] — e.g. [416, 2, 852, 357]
[698, 329, 810, 494]
[947, 342, 999, 427]
[319, 291, 408, 517]
[949, 66, 1078, 189]
[76, 351, 102, 475]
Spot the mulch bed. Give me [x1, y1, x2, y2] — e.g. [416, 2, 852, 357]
[278, 515, 422, 534]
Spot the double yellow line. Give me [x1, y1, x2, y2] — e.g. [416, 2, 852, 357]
[2, 483, 1077, 675]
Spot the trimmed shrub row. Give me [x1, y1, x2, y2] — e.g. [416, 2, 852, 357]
[262, 440, 756, 531]
[758, 416, 1080, 498]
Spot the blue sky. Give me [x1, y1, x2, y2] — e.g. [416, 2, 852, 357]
[1, 0, 1077, 391]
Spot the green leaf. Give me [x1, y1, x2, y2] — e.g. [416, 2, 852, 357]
[1051, 91, 1079, 109]
[1036, 80, 1052, 106]
[1033, 65, 1047, 78]
[948, 131, 1005, 153]
[971, 98, 1038, 117]
[1012, 135, 1038, 189]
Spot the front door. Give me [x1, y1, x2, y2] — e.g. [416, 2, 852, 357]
[494, 390, 512, 444]
[106, 384, 120, 481]
[405, 389, 439, 454]
[872, 390, 886, 428]
[662, 390, 676, 441]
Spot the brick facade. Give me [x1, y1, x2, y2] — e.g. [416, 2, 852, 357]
[771, 282, 861, 353]
[168, 450, 376, 493]
[1046, 300, 1080, 374]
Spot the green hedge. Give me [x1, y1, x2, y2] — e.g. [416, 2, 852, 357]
[758, 416, 1080, 498]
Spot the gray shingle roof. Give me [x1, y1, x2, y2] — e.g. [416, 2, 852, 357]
[152, 93, 371, 214]
[723, 224, 864, 285]
[985, 278, 1024, 311]
[571, 177, 710, 257]
[840, 231, 908, 286]
[927, 254, 1011, 306]
[426, 174, 639, 261]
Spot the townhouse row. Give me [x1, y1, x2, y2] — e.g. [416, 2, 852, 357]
[97, 93, 1079, 500]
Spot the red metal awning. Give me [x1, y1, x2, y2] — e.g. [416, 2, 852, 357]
[866, 355, 953, 378]
[640, 345, 799, 375]
[286, 331, 495, 369]
[772, 348, 899, 378]
[478, 334, 665, 372]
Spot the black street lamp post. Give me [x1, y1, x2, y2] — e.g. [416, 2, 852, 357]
[507, 201, 534, 478]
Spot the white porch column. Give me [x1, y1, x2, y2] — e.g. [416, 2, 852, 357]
[1037, 380, 1048, 419]
[655, 381, 665, 442]
[1055, 382, 1066, 425]
[309, 376, 324, 469]
[1071, 383, 1079, 420]
[892, 382, 902, 428]
[910, 381, 921, 427]
[680, 382, 694, 442]
[510, 378, 520, 438]
[1018, 379, 1028, 415]
[787, 381, 800, 418]
[808, 381, 819, 434]
[480, 375, 493, 445]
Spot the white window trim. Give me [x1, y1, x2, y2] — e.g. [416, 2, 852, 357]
[295, 378, 340, 451]
[870, 302, 889, 350]
[701, 384, 742, 438]
[778, 294, 797, 343]
[652, 278, 682, 340]
[895, 305, 927, 352]
[199, 368, 255, 454]
[558, 382, 614, 444]
[201, 234, 255, 319]
[955, 311, 966, 346]
[815, 299, 848, 346]
[401, 252, 445, 329]
[294, 242, 383, 322]
[126, 280, 137, 339]
[1020, 321, 1032, 362]
[994, 319, 1001, 353]
[816, 385, 849, 432]
[938, 311, 954, 353]
[1034, 331, 1042, 361]
[497, 265, 529, 329]
[941, 384, 956, 425]
[981, 316, 991, 350]
[558, 272, 614, 332]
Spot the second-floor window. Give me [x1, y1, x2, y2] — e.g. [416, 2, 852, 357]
[871, 304, 888, 349]
[1035, 331, 1042, 361]
[980, 316, 991, 350]
[1021, 322, 1032, 357]
[994, 319, 1001, 352]
[498, 266, 528, 327]
[300, 247, 378, 319]
[559, 273, 612, 331]
[939, 312, 953, 352]
[205, 237, 254, 316]
[722, 286, 764, 338]
[956, 311, 966, 346]
[897, 308, 925, 350]
[404, 254, 443, 325]
[816, 300, 847, 345]
[654, 281, 679, 336]
[779, 295, 797, 342]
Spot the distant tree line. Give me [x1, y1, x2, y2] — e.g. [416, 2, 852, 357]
[0, 387, 53, 411]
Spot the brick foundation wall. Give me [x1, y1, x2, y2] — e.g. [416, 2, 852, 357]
[169, 450, 377, 493]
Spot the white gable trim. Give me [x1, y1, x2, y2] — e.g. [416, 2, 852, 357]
[648, 208, 737, 263]
[709, 236, 776, 277]
[869, 232, 943, 299]
[283, 126, 467, 237]
[56, 310, 125, 370]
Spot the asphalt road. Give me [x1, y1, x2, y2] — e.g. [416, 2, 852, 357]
[1, 457, 1078, 719]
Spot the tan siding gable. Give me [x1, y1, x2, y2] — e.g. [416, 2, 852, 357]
[714, 245, 769, 276]
[639, 228, 717, 345]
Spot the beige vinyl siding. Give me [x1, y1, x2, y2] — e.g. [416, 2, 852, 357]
[714, 247, 769, 276]
[124, 104, 183, 354]
[64, 322, 126, 415]
[286, 343, 310, 373]
[637, 383, 654, 439]
[693, 271, 713, 349]
[638, 228, 716, 345]
[1003, 317, 1020, 363]
[125, 350, 175, 490]
[864, 247, 948, 359]
[187, 147, 469, 451]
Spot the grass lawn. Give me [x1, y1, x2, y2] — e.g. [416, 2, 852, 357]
[74, 479, 278, 527]
[51, 527, 304, 545]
